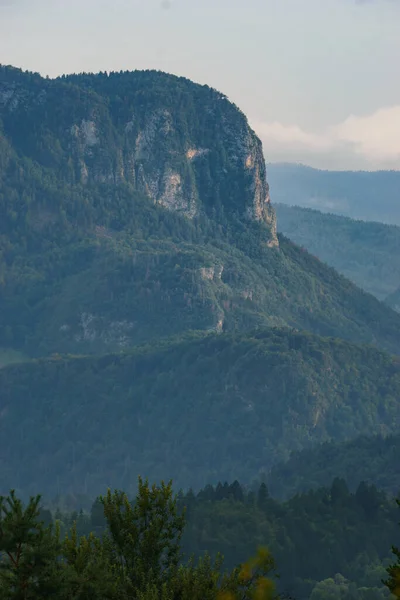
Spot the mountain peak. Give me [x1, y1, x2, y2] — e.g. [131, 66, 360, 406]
[4, 66, 400, 358]
[0, 67, 278, 246]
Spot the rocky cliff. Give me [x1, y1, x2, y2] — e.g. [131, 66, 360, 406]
[1, 66, 400, 357]
[0, 66, 278, 246]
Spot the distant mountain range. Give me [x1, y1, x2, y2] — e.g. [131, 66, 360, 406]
[268, 163, 400, 225]
[275, 203, 400, 301]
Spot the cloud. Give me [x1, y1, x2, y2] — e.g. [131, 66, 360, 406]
[252, 105, 400, 170]
[333, 106, 400, 162]
[255, 122, 333, 152]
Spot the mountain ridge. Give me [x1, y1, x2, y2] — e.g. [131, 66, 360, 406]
[1, 327, 400, 498]
[1, 67, 400, 358]
[268, 162, 400, 224]
[267, 431, 400, 500]
[275, 203, 400, 300]
[0, 65, 278, 240]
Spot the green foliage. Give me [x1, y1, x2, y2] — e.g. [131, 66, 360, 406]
[2, 65, 400, 600]
[50, 478, 400, 600]
[267, 434, 400, 499]
[2, 67, 400, 357]
[275, 203, 400, 300]
[1, 329, 400, 497]
[0, 469, 398, 600]
[384, 500, 400, 599]
[0, 481, 278, 600]
[99, 478, 185, 593]
[0, 491, 65, 599]
[178, 479, 398, 597]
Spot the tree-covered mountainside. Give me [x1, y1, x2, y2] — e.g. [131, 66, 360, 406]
[268, 163, 400, 224]
[266, 433, 400, 500]
[1, 65, 400, 600]
[2, 66, 400, 357]
[1, 329, 400, 498]
[275, 204, 400, 300]
[0, 66, 277, 227]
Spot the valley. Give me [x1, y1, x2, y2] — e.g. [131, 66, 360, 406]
[275, 203, 400, 301]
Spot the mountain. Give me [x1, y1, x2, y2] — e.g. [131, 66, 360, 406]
[267, 433, 400, 500]
[2, 66, 400, 357]
[275, 204, 400, 300]
[268, 163, 400, 224]
[0, 66, 278, 228]
[1, 328, 400, 498]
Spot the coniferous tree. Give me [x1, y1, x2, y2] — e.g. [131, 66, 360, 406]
[0, 490, 65, 599]
[384, 499, 400, 599]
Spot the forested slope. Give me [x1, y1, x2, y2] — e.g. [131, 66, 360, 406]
[1, 329, 400, 497]
[266, 433, 400, 499]
[2, 67, 400, 357]
[275, 204, 400, 300]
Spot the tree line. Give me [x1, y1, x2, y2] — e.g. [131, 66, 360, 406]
[1, 477, 399, 600]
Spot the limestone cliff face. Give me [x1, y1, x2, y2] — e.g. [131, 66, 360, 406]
[0, 67, 278, 246]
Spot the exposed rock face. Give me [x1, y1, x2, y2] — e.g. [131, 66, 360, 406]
[3, 67, 400, 359]
[0, 67, 278, 245]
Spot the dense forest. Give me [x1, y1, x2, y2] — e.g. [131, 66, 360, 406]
[267, 433, 400, 499]
[1, 66, 400, 600]
[275, 204, 400, 300]
[1, 329, 400, 497]
[2, 67, 400, 359]
[0, 479, 279, 599]
[1, 478, 399, 600]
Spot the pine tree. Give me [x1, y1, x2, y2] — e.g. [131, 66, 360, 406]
[99, 477, 186, 594]
[384, 499, 400, 598]
[0, 490, 65, 599]
[0, 481, 280, 600]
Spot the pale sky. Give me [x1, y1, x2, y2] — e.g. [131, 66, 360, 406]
[1, 0, 400, 170]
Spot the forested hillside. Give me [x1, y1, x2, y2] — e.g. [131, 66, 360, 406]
[1, 329, 400, 497]
[267, 433, 400, 499]
[1, 66, 400, 600]
[2, 67, 400, 358]
[275, 204, 400, 299]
